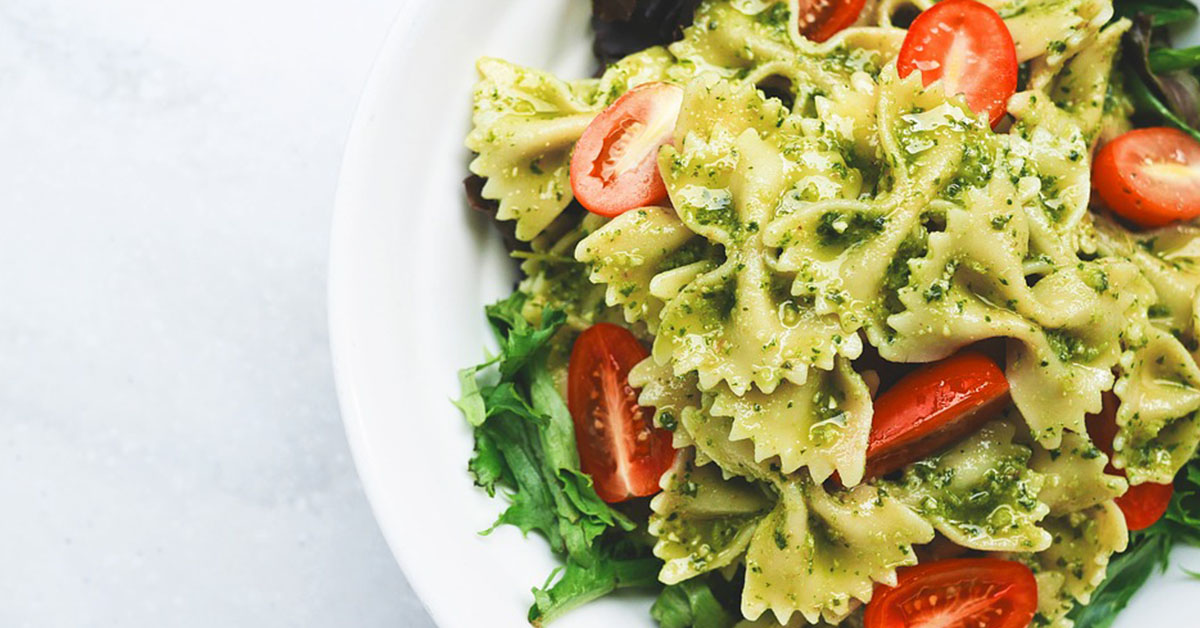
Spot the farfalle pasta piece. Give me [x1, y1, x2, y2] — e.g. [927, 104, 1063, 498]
[885, 201, 1150, 445]
[709, 357, 872, 485]
[984, 0, 1112, 72]
[680, 402, 770, 481]
[466, 58, 600, 241]
[654, 76, 864, 394]
[1113, 324, 1200, 484]
[1040, 20, 1129, 140]
[575, 206, 718, 330]
[742, 478, 934, 625]
[649, 451, 774, 584]
[889, 421, 1052, 553]
[1094, 217, 1200, 345]
[630, 356, 704, 456]
[466, 50, 674, 241]
[669, 0, 902, 107]
[1029, 430, 1126, 515]
[663, 400, 934, 626]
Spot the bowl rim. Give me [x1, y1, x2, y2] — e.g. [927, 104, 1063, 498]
[327, 0, 440, 624]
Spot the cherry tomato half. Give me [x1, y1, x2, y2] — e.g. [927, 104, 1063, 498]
[865, 352, 1010, 478]
[1087, 392, 1175, 531]
[1093, 127, 1200, 228]
[896, 0, 1018, 127]
[865, 558, 1038, 628]
[569, 82, 683, 218]
[796, 0, 868, 43]
[567, 323, 675, 503]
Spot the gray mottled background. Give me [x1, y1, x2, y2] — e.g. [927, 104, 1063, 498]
[0, 0, 433, 625]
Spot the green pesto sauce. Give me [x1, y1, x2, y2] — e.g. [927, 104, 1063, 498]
[656, 237, 722, 274]
[881, 229, 931, 317]
[753, 1, 790, 36]
[681, 186, 742, 237]
[906, 450, 1041, 538]
[697, 277, 739, 323]
[1045, 328, 1102, 364]
[816, 210, 887, 248]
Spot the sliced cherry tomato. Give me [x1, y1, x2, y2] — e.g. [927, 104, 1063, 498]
[1093, 127, 1200, 228]
[796, 0, 868, 43]
[1117, 481, 1174, 531]
[865, 558, 1038, 628]
[896, 0, 1018, 127]
[865, 352, 1009, 478]
[567, 323, 675, 503]
[1086, 392, 1175, 531]
[569, 82, 683, 218]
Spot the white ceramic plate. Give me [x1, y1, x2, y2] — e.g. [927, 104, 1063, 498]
[329, 2, 1200, 626]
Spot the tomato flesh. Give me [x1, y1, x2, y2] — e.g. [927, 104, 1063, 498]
[569, 82, 683, 218]
[796, 0, 868, 43]
[865, 558, 1038, 628]
[567, 323, 675, 503]
[896, 0, 1018, 127]
[1093, 127, 1200, 228]
[1118, 481, 1174, 531]
[865, 352, 1009, 478]
[1087, 392, 1175, 531]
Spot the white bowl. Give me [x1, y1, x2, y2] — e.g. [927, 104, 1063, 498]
[329, 2, 1200, 626]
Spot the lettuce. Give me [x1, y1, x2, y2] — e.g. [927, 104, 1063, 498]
[1150, 46, 1200, 73]
[531, 551, 661, 625]
[457, 293, 661, 624]
[1115, 0, 1199, 26]
[1124, 14, 1200, 139]
[650, 578, 738, 628]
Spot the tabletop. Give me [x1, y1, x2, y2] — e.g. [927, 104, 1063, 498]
[0, 0, 433, 625]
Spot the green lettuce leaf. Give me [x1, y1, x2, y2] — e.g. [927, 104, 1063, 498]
[1124, 15, 1200, 138]
[457, 292, 648, 623]
[1165, 457, 1200, 544]
[530, 553, 661, 626]
[650, 578, 738, 628]
[484, 293, 566, 378]
[1150, 46, 1200, 73]
[1115, 0, 1199, 26]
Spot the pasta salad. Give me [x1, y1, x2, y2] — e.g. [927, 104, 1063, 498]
[454, 1, 1200, 626]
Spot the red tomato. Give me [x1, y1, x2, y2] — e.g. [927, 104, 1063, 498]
[796, 0, 868, 43]
[896, 0, 1018, 127]
[567, 323, 675, 503]
[1117, 481, 1175, 531]
[1092, 127, 1200, 228]
[569, 82, 683, 218]
[865, 558, 1038, 628]
[865, 352, 1009, 478]
[1086, 392, 1175, 531]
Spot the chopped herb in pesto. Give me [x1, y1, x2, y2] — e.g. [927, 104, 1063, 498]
[816, 210, 887, 248]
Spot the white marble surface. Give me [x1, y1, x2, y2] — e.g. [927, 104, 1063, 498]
[0, 0, 433, 625]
